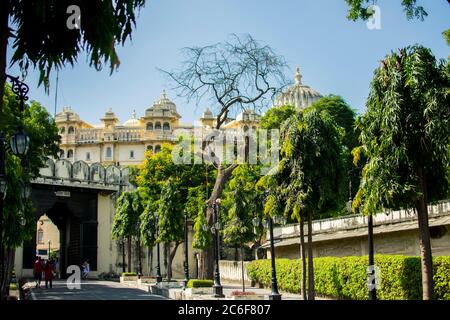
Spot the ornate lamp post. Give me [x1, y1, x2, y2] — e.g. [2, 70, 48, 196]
[203, 198, 224, 297]
[252, 190, 285, 300]
[0, 75, 30, 293]
[183, 210, 189, 289]
[155, 214, 162, 284]
[347, 168, 377, 301]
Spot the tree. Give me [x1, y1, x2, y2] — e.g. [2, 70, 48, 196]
[0, 85, 60, 298]
[344, 0, 450, 44]
[157, 179, 183, 281]
[136, 143, 214, 279]
[112, 190, 143, 273]
[352, 46, 450, 300]
[272, 109, 346, 300]
[304, 95, 360, 217]
[1, 0, 146, 118]
[162, 34, 288, 279]
[222, 165, 262, 292]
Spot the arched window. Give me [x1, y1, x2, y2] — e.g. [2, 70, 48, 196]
[106, 147, 112, 159]
[147, 145, 153, 152]
[252, 126, 257, 131]
[37, 228, 44, 244]
[68, 126, 75, 134]
[163, 122, 170, 131]
[155, 122, 162, 130]
[67, 149, 74, 158]
[146, 123, 153, 131]
[130, 150, 135, 159]
[155, 145, 161, 153]
[59, 150, 65, 158]
[243, 125, 249, 132]
[59, 127, 65, 134]
[86, 152, 91, 161]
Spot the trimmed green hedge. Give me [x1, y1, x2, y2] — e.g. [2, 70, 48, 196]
[121, 272, 137, 277]
[187, 280, 214, 288]
[246, 255, 450, 300]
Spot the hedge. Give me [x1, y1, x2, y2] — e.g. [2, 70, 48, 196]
[187, 280, 214, 288]
[121, 272, 137, 277]
[246, 255, 450, 300]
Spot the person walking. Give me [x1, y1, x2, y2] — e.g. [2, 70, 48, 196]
[33, 256, 43, 288]
[82, 259, 90, 279]
[44, 260, 54, 289]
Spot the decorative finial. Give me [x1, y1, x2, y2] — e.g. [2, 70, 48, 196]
[162, 89, 167, 99]
[295, 67, 302, 85]
[132, 109, 136, 119]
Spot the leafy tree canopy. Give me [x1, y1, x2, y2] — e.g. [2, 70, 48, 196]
[7, 0, 146, 88]
[345, 0, 428, 21]
[353, 45, 450, 214]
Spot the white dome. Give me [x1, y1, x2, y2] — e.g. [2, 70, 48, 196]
[274, 67, 322, 110]
[123, 110, 140, 127]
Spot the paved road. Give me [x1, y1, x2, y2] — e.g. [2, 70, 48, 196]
[29, 280, 167, 300]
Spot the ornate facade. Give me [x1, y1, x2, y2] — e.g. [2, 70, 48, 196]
[55, 90, 261, 166]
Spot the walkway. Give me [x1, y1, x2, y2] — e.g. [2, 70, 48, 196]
[28, 280, 167, 300]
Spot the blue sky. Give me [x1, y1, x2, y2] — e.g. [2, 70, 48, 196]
[7, 0, 450, 125]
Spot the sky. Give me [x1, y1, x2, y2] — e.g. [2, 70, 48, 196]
[6, 0, 450, 126]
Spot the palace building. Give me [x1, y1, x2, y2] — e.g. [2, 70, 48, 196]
[15, 68, 323, 280]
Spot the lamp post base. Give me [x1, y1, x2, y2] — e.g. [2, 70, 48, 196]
[156, 275, 162, 283]
[269, 293, 282, 300]
[213, 285, 225, 298]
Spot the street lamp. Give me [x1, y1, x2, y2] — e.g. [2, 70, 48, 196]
[155, 214, 162, 284]
[183, 210, 189, 289]
[203, 199, 225, 297]
[347, 168, 377, 300]
[0, 76, 30, 298]
[48, 240, 51, 259]
[253, 190, 284, 300]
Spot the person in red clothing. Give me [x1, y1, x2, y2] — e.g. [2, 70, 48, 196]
[33, 256, 43, 288]
[44, 260, 54, 289]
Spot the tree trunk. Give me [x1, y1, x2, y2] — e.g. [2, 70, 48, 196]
[167, 242, 181, 282]
[127, 236, 132, 273]
[234, 245, 239, 261]
[307, 212, 315, 300]
[416, 167, 433, 300]
[0, 248, 14, 299]
[241, 245, 245, 292]
[299, 218, 307, 300]
[200, 163, 238, 279]
[148, 246, 153, 277]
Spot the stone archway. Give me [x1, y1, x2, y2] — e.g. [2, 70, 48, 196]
[22, 184, 99, 278]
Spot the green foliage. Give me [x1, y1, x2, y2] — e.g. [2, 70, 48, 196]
[272, 109, 347, 222]
[222, 165, 262, 245]
[157, 179, 183, 243]
[353, 46, 450, 215]
[188, 187, 212, 250]
[443, 29, 450, 46]
[137, 144, 215, 247]
[247, 255, 450, 300]
[112, 190, 143, 240]
[187, 279, 214, 288]
[1, 85, 60, 248]
[260, 105, 296, 130]
[9, 0, 146, 88]
[345, 0, 428, 22]
[121, 272, 137, 277]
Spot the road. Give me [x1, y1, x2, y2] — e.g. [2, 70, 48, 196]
[29, 280, 167, 300]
